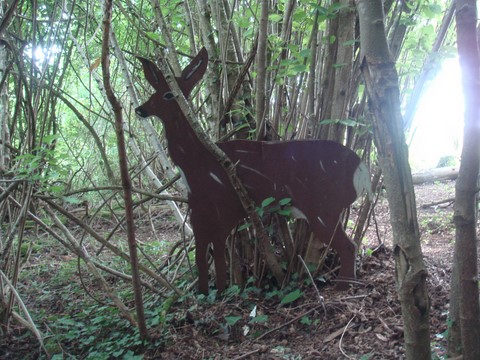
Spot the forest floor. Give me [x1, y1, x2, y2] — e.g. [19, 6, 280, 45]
[2, 180, 458, 359]
[148, 180, 456, 360]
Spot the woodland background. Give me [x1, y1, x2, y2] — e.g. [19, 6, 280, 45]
[0, 0, 479, 359]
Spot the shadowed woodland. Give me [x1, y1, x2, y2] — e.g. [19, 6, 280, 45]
[0, 0, 479, 359]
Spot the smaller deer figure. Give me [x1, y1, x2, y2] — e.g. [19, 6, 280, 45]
[135, 48, 370, 294]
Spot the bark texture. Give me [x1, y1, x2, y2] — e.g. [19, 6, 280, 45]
[102, 0, 147, 340]
[356, 0, 431, 358]
[450, 0, 480, 358]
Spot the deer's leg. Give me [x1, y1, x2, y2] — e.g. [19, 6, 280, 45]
[212, 238, 227, 293]
[331, 227, 357, 289]
[191, 211, 211, 294]
[308, 215, 356, 289]
[191, 208, 230, 294]
[195, 237, 210, 294]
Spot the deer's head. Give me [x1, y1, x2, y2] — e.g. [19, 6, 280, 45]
[135, 48, 208, 119]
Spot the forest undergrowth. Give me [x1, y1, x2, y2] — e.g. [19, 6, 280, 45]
[0, 181, 458, 359]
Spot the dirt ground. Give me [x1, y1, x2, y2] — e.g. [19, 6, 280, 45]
[148, 181, 456, 360]
[1, 181, 459, 359]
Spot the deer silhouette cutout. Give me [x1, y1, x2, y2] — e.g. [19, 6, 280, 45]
[135, 48, 371, 294]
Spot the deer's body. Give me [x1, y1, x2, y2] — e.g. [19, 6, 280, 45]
[136, 48, 370, 294]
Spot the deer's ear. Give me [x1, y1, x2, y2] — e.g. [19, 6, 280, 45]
[179, 47, 208, 96]
[137, 56, 169, 91]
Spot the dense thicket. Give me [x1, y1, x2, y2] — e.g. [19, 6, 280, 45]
[0, 0, 473, 358]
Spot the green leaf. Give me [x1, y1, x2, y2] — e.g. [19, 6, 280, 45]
[291, 63, 307, 73]
[112, 349, 124, 357]
[327, 2, 349, 14]
[256, 207, 265, 217]
[319, 118, 337, 125]
[236, 17, 251, 28]
[300, 316, 312, 325]
[299, 49, 311, 58]
[339, 118, 358, 127]
[279, 198, 291, 206]
[224, 285, 241, 297]
[249, 314, 268, 324]
[238, 222, 252, 231]
[359, 353, 373, 360]
[422, 4, 442, 19]
[123, 351, 143, 360]
[342, 39, 358, 46]
[261, 197, 276, 208]
[293, 9, 308, 22]
[150, 314, 162, 326]
[225, 315, 242, 326]
[333, 62, 346, 69]
[278, 208, 292, 216]
[50, 185, 64, 194]
[268, 14, 283, 22]
[280, 289, 303, 305]
[43, 134, 59, 144]
[63, 196, 83, 205]
[145, 31, 160, 41]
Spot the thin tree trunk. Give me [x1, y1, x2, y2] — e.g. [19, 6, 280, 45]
[448, 258, 462, 357]
[149, 0, 182, 75]
[356, 0, 431, 358]
[0, 12, 10, 175]
[299, 8, 319, 139]
[271, 0, 295, 138]
[326, 0, 356, 143]
[4, 185, 32, 330]
[102, 0, 147, 340]
[212, 0, 253, 140]
[255, 0, 269, 139]
[196, 0, 223, 131]
[450, 0, 480, 358]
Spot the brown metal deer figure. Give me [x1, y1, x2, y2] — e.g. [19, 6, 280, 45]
[135, 48, 371, 294]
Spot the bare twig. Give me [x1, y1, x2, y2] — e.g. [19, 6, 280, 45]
[0, 270, 49, 356]
[256, 303, 324, 340]
[420, 198, 455, 208]
[45, 207, 138, 326]
[297, 255, 326, 316]
[338, 316, 356, 359]
[232, 349, 261, 360]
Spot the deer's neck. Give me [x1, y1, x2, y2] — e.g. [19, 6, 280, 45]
[162, 110, 216, 179]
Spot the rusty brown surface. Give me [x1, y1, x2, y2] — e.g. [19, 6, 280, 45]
[136, 48, 369, 294]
